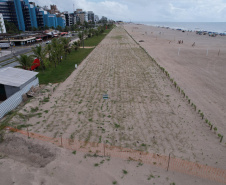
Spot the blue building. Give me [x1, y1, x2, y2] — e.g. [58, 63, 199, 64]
[57, 16, 65, 28]
[48, 14, 57, 28]
[0, 0, 66, 31]
[29, 3, 37, 28]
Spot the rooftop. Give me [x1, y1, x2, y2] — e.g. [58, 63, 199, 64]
[0, 67, 38, 87]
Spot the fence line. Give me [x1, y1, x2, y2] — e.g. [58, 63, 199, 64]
[5, 126, 226, 184]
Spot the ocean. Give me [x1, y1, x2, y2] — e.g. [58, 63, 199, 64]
[136, 22, 226, 34]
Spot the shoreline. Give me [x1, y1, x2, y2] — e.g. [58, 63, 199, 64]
[130, 22, 226, 35]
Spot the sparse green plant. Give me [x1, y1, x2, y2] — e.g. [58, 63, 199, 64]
[122, 170, 128, 175]
[114, 123, 120, 128]
[98, 136, 102, 143]
[72, 150, 76, 155]
[30, 107, 39, 113]
[112, 181, 117, 184]
[147, 174, 155, 180]
[200, 112, 204, 119]
[94, 163, 99, 167]
[214, 127, 217, 132]
[137, 162, 143, 167]
[42, 97, 49, 102]
[170, 183, 176, 185]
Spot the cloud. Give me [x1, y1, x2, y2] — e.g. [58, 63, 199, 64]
[33, 0, 226, 21]
[34, 0, 129, 20]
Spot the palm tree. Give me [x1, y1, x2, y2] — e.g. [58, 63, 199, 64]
[50, 38, 64, 67]
[60, 37, 70, 58]
[32, 45, 46, 71]
[15, 54, 34, 70]
[72, 41, 78, 51]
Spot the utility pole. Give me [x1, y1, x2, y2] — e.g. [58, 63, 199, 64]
[82, 27, 84, 48]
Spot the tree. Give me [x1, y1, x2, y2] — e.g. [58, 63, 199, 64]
[78, 32, 83, 41]
[72, 41, 78, 51]
[4, 20, 19, 34]
[49, 38, 64, 67]
[32, 45, 47, 71]
[64, 26, 69, 32]
[56, 25, 63, 32]
[84, 21, 89, 29]
[15, 54, 34, 70]
[60, 37, 70, 58]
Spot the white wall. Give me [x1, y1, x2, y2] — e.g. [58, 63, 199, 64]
[0, 78, 39, 119]
[0, 13, 6, 33]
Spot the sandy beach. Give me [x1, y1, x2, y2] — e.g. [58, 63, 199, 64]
[1, 25, 226, 184]
[124, 23, 226, 135]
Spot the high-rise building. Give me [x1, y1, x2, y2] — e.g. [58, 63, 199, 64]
[75, 9, 86, 24]
[94, 15, 99, 22]
[35, 7, 44, 28]
[87, 11, 94, 23]
[0, 0, 65, 31]
[29, 2, 37, 28]
[49, 4, 60, 14]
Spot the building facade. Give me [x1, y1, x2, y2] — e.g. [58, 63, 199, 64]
[0, 13, 6, 33]
[0, 0, 65, 31]
[87, 11, 94, 23]
[75, 9, 87, 24]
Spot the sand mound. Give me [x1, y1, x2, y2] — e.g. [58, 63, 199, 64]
[0, 135, 56, 168]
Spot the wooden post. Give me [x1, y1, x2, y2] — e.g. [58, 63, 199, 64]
[61, 136, 62, 146]
[104, 144, 105, 157]
[167, 153, 171, 171]
[210, 125, 213, 130]
[27, 128, 29, 138]
[220, 136, 223, 143]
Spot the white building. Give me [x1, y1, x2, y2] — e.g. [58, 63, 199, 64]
[94, 15, 99, 22]
[0, 13, 6, 33]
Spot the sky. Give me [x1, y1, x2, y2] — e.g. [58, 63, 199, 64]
[34, 0, 226, 22]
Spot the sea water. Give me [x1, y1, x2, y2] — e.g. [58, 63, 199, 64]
[137, 22, 226, 34]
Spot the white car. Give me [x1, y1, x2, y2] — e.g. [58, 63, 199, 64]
[46, 41, 51, 44]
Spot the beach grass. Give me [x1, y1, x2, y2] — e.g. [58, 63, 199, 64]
[37, 28, 112, 84]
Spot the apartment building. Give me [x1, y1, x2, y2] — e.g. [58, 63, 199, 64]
[0, 0, 65, 31]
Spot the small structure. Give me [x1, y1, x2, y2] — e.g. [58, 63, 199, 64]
[103, 94, 109, 100]
[0, 67, 39, 119]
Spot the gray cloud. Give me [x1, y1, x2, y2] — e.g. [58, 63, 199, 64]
[33, 0, 226, 21]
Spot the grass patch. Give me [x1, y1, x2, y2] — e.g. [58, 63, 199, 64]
[84, 29, 112, 46]
[37, 48, 93, 84]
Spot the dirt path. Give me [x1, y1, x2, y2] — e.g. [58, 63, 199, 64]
[10, 26, 226, 173]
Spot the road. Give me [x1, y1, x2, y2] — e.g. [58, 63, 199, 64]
[0, 34, 79, 69]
